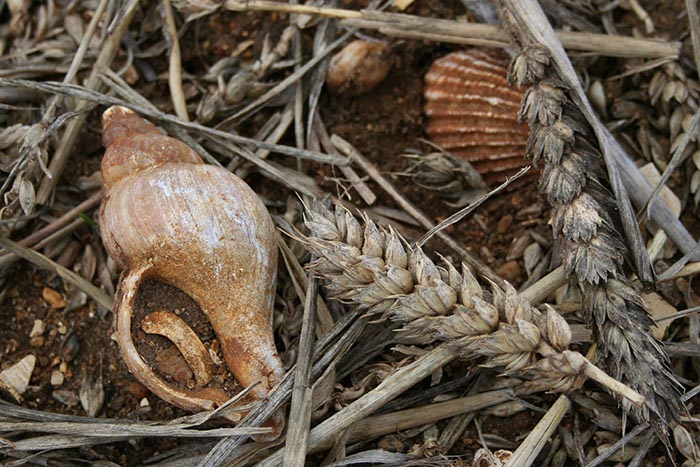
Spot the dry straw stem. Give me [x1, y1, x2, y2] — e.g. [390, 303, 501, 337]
[35, 0, 140, 205]
[499, 0, 683, 441]
[0, 190, 103, 270]
[0, 78, 348, 168]
[163, 0, 189, 122]
[221, 1, 679, 59]
[505, 395, 571, 467]
[276, 230, 335, 334]
[225, 31, 351, 124]
[282, 277, 318, 467]
[0, 388, 270, 455]
[312, 388, 514, 451]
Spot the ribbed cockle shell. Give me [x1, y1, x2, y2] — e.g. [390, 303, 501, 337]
[99, 106, 284, 439]
[424, 49, 529, 185]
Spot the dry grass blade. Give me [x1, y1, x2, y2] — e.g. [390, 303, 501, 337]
[0, 421, 269, 440]
[39, 0, 110, 126]
[615, 149, 700, 261]
[225, 33, 349, 123]
[0, 190, 103, 270]
[163, 0, 189, 122]
[0, 389, 270, 457]
[643, 107, 700, 220]
[276, 230, 335, 334]
[282, 277, 318, 467]
[417, 166, 530, 247]
[316, 115, 377, 205]
[314, 389, 513, 451]
[0, 78, 348, 167]
[504, 395, 571, 467]
[686, 0, 700, 74]
[35, 0, 140, 205]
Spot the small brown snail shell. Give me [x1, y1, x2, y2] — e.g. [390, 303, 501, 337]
[326, 39, 393, 96]
[99, 106, 285, 439]
[423, 49, 530, 186]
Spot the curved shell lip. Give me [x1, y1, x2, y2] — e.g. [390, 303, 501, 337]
[114, 262, 286, 440]
[113, 262, 235, 416]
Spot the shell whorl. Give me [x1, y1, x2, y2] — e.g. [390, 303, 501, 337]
[101, 106, 203, 190]
[423, 49, 529, 185]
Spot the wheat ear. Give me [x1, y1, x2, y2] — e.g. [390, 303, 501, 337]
[300, 200, 644, 405]
[506, 44, 683, 440]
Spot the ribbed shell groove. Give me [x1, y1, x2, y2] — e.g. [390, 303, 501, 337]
[424, 49, 529, 185]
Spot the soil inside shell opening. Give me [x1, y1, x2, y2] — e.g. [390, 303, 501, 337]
[131, 279, 239, 395]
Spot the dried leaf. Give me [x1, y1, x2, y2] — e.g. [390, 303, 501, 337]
[79, 364, 104, 418]
[18, 176, 35, 216]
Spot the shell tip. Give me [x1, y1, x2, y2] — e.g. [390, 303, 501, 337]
[102, 106, 157, 148]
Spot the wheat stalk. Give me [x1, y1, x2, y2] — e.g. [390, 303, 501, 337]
[299, 200, 644, 405]
[505, 43, 683, 440]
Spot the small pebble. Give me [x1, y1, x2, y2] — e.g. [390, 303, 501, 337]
[496, 260, 521, 284]
[109, 394, 125, 411]
[124, 65, 140, 85]
[29, 336, 44, 348]
[127, 381, 149, 399]
[62, 334, 80, 362]
[506, 234, 531, 261]
[496, 215, 514, 234]
[326, 39, 393, 95]
[139, 397, 150, 407]
[156, 345, 193, 383]
[53, 389, 79, 407]
[51, 370, 65, 386]
[378, 434, 406, 453]
[29, 319, 45, 338]
[42, 287, 67, 308]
